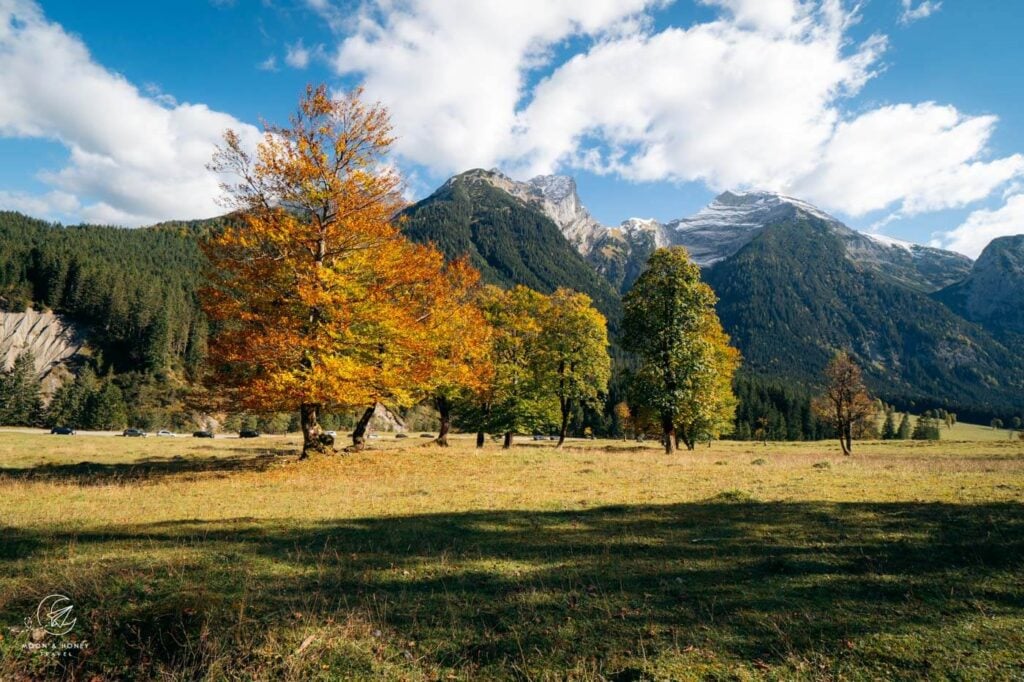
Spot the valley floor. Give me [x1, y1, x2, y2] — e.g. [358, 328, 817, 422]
[1, 432, 1023, 680]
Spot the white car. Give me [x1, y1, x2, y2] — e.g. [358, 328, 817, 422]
[324, 430, 338, 437]
[156, 430, 176, 437]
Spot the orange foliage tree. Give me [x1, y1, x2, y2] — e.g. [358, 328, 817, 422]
[423, 259, 494, 447]
[203, 85, 455, 456]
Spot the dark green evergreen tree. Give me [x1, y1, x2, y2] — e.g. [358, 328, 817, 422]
[84, 380, 128, 430]
[0, 350, 44, 426]
[881, 411, 896, 440]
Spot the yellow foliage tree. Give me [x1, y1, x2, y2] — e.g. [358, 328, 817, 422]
[424, 259, 494, 447]
[203, 84, 453, 457]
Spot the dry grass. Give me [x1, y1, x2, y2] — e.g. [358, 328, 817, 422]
[2, 430, 1023, 680]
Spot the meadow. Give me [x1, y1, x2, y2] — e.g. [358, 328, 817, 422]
[1, 427, 1023, 680]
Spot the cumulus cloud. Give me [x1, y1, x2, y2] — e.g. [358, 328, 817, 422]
[900, 0, 941, 25]
[332, 0, 1019, 220]
[937, 194, 1024, 258]
[794, 104, 1024, 216]
[333, 0, 659, 174]
[0, 0, 261, 225]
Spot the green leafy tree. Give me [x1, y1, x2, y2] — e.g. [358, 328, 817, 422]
[477, 285, 560, 448]
[539, 288, 611, 448]
[621, 247, 740, 454]
[0, 350, 43, 426]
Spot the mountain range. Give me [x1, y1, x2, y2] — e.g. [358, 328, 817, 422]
[2, 169, 1022, 422]
[400, 169, 1024, 420]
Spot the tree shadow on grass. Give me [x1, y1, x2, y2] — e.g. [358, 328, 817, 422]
[3, 500, 1024, 679]
[0, 451, 289, 485]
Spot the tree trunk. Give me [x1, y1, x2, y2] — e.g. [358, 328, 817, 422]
[844, 423, 853, 455]
[351, 404, 376, 450]
[476, 430, 485, 448]
[556, 400, 570, 449]
[434, 395, 451, 447]
[300, 402, 327, 459]
[662, 413, 676, 455]
[503, 431, 513, 449]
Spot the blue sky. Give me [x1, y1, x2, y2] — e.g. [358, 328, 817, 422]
[2, 0, 1023, 257]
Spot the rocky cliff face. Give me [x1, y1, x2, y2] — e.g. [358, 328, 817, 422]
[0, 309, 85, 397]
[935, 234, 1024, 339]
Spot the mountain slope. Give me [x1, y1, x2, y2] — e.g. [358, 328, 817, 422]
[935, 234, 1024, 343]
[704, 216, 1023, 419]
[659, 191, 973, 292]
[398, 169, 621, 324]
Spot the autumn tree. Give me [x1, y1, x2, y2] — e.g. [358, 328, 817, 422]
[424, 259, 494, 447]
[539, 289, 610, 448]
[470, 285, 560, 449]
[203, 85, 452, 457]
[622, 247, 740, 454]
[812, 351, 876, 455]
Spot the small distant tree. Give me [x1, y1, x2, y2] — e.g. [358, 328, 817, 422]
[613, 401, 631, 439]
[944, 412, 956, 430]
[991, 418, 1004, 430]
[812, 351, 876, 456]
[621, 247, 740, 454]
[881, 411, 896, 440]
[912, 411, 941, 440]
[896, 413, 912, 440]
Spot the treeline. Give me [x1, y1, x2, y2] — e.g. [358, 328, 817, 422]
[731, 375, 836, 441]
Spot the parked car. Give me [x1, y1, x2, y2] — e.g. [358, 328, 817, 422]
[533, 434, 546, 441]
[50, 426, 76, 435]
[394, 433, 408, 439]
[239, 429, 260, 438]
[123, 428, 147, 437]
[192, 430, 214, 438]
[324, 430, 338, 438]
[156, 430, 176, 437]
[419, 434, 434, 438]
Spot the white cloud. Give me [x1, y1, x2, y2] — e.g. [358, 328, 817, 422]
[333, 0, 659, 174]
[258, 55, 278, 71]
[331, 0, 1018, 222]
[794, 103, 1024, 216]
[0, 0, 261, 226]
[938, 193, 1024, 258]
[900, 0, 941, 25]
[285, 39, 323, 69]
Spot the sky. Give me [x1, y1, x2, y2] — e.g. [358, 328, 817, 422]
[1, 0, 1023, 258]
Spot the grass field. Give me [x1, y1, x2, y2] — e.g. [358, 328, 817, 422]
[2, 429, 1023, 680]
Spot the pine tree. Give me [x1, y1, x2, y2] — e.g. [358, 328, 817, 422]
[84, 380, 128, 430]
[881, 411, 896, 440]
[896, 413, 912, 440]
[0, 350, 43, 426]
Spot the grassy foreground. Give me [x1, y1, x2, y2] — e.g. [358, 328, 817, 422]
[1, 431, 1023, 680]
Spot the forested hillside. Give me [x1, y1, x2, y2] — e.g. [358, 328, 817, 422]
[705, 217, 1024, 422]
[399, 172, 622, 326]
[0, 211, 209, 377]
